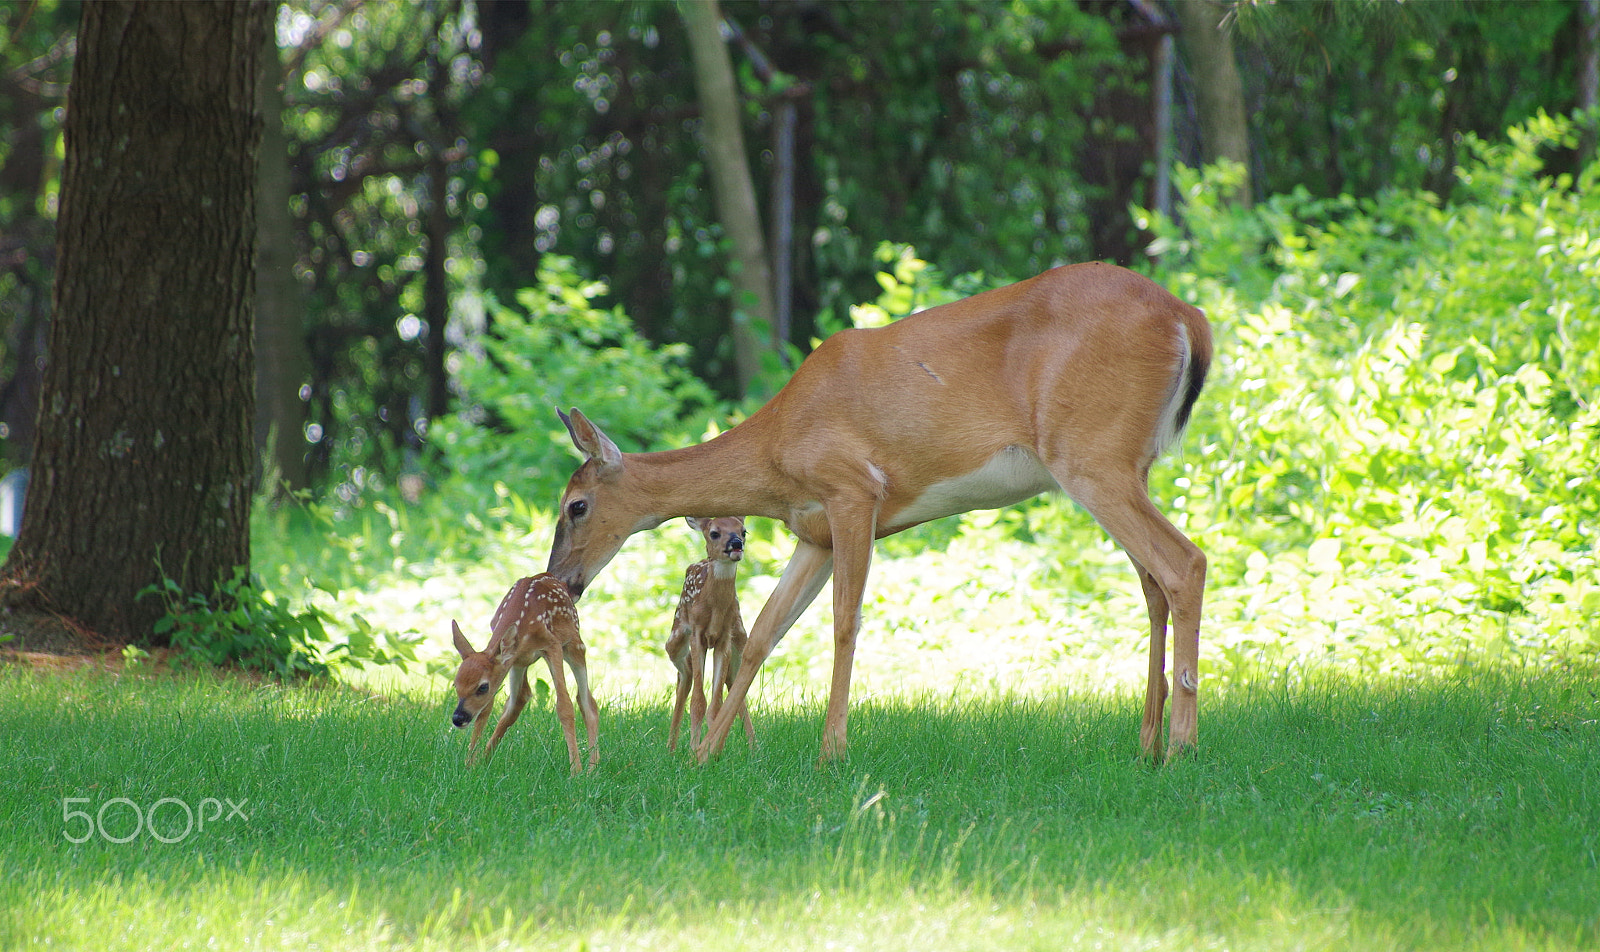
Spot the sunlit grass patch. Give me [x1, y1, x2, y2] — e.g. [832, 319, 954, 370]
[1, 663, 1595, 950]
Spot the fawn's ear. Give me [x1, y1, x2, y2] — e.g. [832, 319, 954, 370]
[451, 620, 475, 659]
[685, 516, 706, 533]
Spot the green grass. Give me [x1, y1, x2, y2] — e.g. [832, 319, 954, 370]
[1, 663, 1595, 950]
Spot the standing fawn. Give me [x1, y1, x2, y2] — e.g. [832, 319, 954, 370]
[666, 516, 755, 751]
[450, 573, 599, 773]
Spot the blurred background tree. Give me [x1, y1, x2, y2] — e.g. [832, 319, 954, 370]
[0, 0, 1594, 556]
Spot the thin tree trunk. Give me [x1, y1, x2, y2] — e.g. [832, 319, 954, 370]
[1579, 0, 1599, 176]
[256, 25, 311, 495]
[423, 153, 451, 427]
[2, 0, 268, 643]
[1172, 0, 1252, 207]
[680, 0, 777, 398]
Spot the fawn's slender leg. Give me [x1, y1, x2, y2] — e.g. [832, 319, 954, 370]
[707, 640, 726, 726]
[688, 635, 710, 748]
[667, 626, 691, 751]
[467, 709, 490, 764]
[484, 665, 530, 761]
[566, 641, 600, 769]
[542, 649, 583, 774]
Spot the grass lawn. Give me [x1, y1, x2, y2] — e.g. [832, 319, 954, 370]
[1, 660, 1595, 951]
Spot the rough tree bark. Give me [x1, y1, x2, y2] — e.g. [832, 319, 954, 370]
[680, 0, 778, 399]
[2, 0, 269, 644]
[1173, 0, 1252, 207]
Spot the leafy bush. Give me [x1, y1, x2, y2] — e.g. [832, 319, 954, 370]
[1134, 112, 1600, 674]
[432, 256, 723, 510]
[138, 566, 421, 678]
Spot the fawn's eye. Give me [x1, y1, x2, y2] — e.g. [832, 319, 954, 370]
[567, 499, 589, 520]
[475, 683, 490, 696]
[709, 530, 720, 539]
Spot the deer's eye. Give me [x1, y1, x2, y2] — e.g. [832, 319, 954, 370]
[568, 499, 589, 520]
[475, 683, 490, 696]
[709, 530, 720, 540]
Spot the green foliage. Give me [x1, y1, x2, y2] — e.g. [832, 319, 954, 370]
[276, 1, 485, 485]
[463, 0, 1135, 396]
[1135, 114, 1600, 674]
[433, 256, 723, 508]
[1234, 0, 1581, 200]
[138, 566, 420, 678]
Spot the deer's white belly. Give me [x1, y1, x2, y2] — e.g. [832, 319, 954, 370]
[883, 445, 1059, 531]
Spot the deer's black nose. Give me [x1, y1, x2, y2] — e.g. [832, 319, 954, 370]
[451, 707, 471, 729]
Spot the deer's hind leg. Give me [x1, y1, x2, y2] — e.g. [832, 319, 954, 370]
[1050, 459, 1205, 762]
[1133, 559, 1171, 759]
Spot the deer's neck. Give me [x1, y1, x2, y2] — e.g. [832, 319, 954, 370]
[627, 415, 789, 523]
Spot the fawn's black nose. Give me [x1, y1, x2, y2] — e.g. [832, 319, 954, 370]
[726, 534, 744, 559]
[451, 707, 471, 729]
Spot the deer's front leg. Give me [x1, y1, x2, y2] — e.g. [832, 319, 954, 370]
[697, 540, 833, 762]
[819, 499, 877, 764]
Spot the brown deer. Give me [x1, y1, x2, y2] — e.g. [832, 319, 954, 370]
[450, 573, 599, 773]
[666, 516, 756, 751]
[545, 262, 1211, 765]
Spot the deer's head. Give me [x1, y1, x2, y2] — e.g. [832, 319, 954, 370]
[546, 407, 660, 598]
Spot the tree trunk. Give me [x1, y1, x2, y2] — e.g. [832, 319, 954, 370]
[1580, 0, 1599, 176]
[1173, 0, 1252, 207]
[423, 152, 451, 427]
[256, 25, 311, 496]
[680, 0, 778, 398]
[2, 0, 268, 644]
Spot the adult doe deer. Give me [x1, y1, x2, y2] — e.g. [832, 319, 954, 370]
[666, 516, 756, 751]
[450, 573, 599, 773]
[547, 262, 1211, 765]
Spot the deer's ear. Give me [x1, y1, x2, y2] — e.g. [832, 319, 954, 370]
[685, 517, 706, 533]
[451, 620, 475, 659]
[558, 407, 623, 474]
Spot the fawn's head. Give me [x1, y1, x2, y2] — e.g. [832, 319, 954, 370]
[688, 516, 745, 564]
[449, 621, 504, 729]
